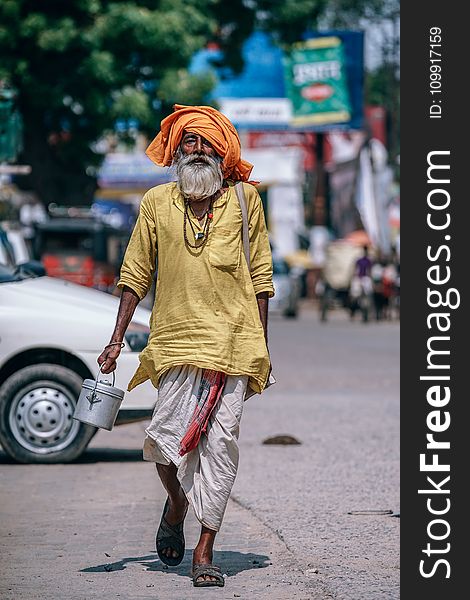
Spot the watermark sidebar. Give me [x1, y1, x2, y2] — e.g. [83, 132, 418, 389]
[401, 2, 467, 597]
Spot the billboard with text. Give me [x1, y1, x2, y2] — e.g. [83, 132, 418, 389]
[283, 36, 352, 127]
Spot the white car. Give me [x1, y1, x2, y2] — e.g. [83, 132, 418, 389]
[0, 264, 156, 463]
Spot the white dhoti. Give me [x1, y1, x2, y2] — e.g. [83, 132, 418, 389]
[143, 365, 248, 532]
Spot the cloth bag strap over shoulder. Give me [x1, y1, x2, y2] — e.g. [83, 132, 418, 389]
[234, 182, 276, 397]
[234, 182, 250, 271]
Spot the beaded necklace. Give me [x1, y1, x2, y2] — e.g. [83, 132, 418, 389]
[183, 199, 214, 249]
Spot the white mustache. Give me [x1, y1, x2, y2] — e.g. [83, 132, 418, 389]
[188, 154, 210, 163]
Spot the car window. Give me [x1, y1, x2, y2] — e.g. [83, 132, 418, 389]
[40, 231, 94, 256]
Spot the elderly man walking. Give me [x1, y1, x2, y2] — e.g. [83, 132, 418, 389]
[98, 104, 274, 587]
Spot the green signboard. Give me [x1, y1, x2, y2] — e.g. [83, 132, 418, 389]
[283, 36, 352, 127]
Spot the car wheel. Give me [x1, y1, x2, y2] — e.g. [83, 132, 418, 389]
[0, 364, 97, 464]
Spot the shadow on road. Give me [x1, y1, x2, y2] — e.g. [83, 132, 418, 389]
[0, 447, 143, 464]
[76, 447, 143, 463]
[80, 550, 270, 577]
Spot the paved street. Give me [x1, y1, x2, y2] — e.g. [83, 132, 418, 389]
[0, 304, 399, 600]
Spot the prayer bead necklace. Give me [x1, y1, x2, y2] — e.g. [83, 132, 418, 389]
[183, 199, 213, 249]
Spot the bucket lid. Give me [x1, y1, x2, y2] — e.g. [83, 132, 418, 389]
[82, 378, 125, 400]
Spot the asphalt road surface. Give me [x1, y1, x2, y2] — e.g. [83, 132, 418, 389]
[1, 304, 399, 600]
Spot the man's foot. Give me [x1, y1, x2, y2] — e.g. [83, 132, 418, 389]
[192, 530, 219, 584]
[157, 493, 188, 563]
[192, 564, 224, 587]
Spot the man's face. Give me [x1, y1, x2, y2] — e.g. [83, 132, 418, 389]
[181, 131, 217, 159]
[174, 131, 223, 200]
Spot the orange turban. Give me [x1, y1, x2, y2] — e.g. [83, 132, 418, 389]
[146, 104, 254, 182]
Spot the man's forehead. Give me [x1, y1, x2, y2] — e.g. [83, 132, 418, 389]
[182, 129, 205, 139]
[180, 130, 222, 157]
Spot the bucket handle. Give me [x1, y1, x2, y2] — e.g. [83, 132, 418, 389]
[86, 367, 116, 409]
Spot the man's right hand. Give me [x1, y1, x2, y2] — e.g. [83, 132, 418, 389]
[97, 343, 123, 374]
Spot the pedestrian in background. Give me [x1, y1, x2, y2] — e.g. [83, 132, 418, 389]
[371, 254, 386, 320]
[98, 104, 274, 588]
[382, 255, 399, 319]
[349, 245, 373, 321]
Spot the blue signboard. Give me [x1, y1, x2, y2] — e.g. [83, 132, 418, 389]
[190, 30, 364, 131]
[190, 31, 285, 99]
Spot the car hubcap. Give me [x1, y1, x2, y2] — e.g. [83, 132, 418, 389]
[9, 385, 80, 454]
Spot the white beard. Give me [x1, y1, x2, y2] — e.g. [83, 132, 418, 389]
[174, 149, 223, 200]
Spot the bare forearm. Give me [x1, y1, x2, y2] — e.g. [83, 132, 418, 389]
[109, 286, 140, 342]
[256, 291, 269, 344]
[98, 286, 140, 374]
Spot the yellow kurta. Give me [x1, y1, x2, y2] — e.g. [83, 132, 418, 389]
[117, 181, 274, 394]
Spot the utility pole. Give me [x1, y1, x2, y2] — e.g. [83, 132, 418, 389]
[312, 132, 328, 227]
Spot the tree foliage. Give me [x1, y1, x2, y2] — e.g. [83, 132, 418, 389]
[0, 0, 399, 204]
[0, 0, 219, 204]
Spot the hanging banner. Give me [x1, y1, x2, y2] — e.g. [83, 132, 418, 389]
[283, 36, 352, 127]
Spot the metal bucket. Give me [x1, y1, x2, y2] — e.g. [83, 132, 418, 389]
[73, 370, 125, 431]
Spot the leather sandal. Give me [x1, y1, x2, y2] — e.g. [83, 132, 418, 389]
[156, 497, 188, 566]
[192, 563, 225, 587]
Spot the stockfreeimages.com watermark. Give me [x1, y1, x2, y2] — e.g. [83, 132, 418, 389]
[418, 150, 460, 579]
